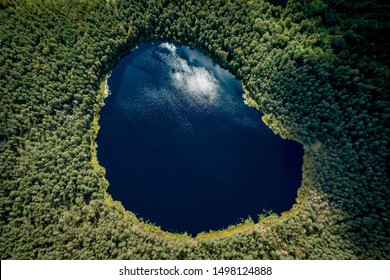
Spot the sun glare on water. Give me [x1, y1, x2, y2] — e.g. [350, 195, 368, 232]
[160, 43, 220, 106]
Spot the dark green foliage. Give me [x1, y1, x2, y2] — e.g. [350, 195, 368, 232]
[0, 0, 389, 259]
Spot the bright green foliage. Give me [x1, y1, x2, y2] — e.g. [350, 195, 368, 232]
[0, 0, 389, 259]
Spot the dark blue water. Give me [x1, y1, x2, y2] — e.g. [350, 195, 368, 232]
[97, 42, 303, 235]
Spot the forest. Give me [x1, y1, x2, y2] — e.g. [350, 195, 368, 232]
[0, 0, 389, 259]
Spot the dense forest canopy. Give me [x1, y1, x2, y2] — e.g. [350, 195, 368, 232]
[0, 0, 389, 259]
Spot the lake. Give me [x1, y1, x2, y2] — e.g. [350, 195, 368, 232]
[97, 41, 303, 235]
